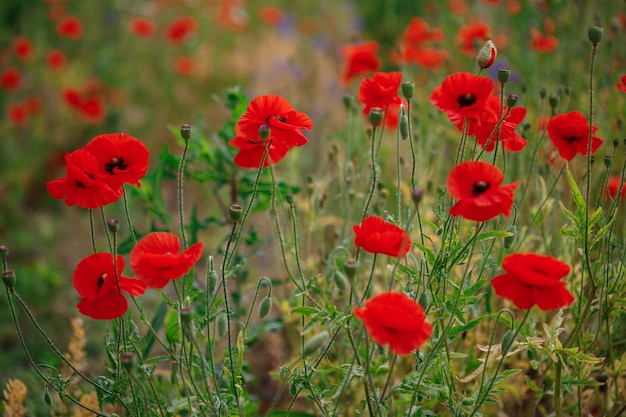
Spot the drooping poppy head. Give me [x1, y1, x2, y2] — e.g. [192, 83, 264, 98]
[165, 16, 198, 44]
[46, 149, 123, 208]
[83, 133, 150, 188]
[547, 111, 602, 161]
[353, 216, 412, 257]
[130, 232, 204, 289]
[73, 253, 147, 320]
[229, 95, 313, 168]
[354, 292, 432, 355]
[447, 161, 519, 222]
[258, 6, 284, 26]
[339, 41, 381, 85]
[56, 16, 83, 40]
[491, 253, 574, 311]
[13, 37, 33, 60]
[46, 49, 66, 70]
[128, 16, 156, 38]
[430, 72, 496, 123]
[1, 68, 21, 92]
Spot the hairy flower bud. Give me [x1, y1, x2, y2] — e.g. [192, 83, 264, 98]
[106, 219, 119, 234]
[258, 124, 271, 141]
[259, 297, 273, 318]
[506, 94, 519, 108]
[476, 40, 497, 69]
[400, 114, 409, 140]
[303, 330, 330, 355]
[2, 269, 15, 289]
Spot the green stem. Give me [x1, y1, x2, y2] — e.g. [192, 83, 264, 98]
[122, 186, 137, 245]
[89, 209, 97, 253]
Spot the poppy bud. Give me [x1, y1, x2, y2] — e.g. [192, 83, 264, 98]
[180, 306, 193, 325]
[2, 269, 15, 289]
[564, 85, 571, 96]
[368, 107, 384, 127]
[333, 270, 348, 290]
[461, 398, 475, 406]
[400, 114, 409, 140]
[343, 258, 358, 280]
[258, 124, 271, 141]
[217, 313, 227, 336]
[343, 95, 353, 110]
[501, 330, 516, 355]
[548, 93, 559, 110]
[604, 155, 611, 168]
[121, 352, 135, 372]
[206, 269, 217, 295]
[411, 188, 424, 208]
[44, 389, 52, 406]
[476, 40, 497, 69]
[401, 81, 415, 99]
[303, 330, 330, 355]
[259, 297, 272, 318]
[418, 292, 430, 311]
[229, 203, 243, 222]
[107, 219, 119, 234]
[504, 224, 517, 249]
[539, 87, 547, 99]
[497, 67, 510, 84]
[171, 361, 179, 385]
[588, 26, 604, 44]
[289, 383, 298, 396]
[0, 245, 8, 259]
[506, 94, 519, 108]
[180, 124, 192, 141]
[590, 155, 595, 165]
[613, 137, 619, 148]
[286, 193, 296, 206]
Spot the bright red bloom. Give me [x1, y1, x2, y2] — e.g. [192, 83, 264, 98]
[46, 149, 123, 208]
[13, 37, 32, 60]
[339, 41, 381, 85]
[174, 56, 194, 75]
[56, 16, 83, 40]
[7, 102, 28, 126]
[46, 49, 66, 70]
[447, 161, 519, 222]
[129, 16, 156, 38]
[229, 95, 313, 168]
[403, 17, 444, 45]
[617, 75, 626, 93]
[83, 133, 150, 189]
[430, 72, 496, 123]
[165, 16, 198, 44]
[258, 6, 284, 26]
[357, 71, 403, 127]
[457, 21, 491, 56]
[353, 216, 412, 257]
[529, 28, 558, 53]
[62, 87, 106, 123]
[547, 111, 602, 161]
[1, 68, 21, 91]
[354, 292, 432, 355]
[448, 0, 469, 14]
[491, 253, 574, 311]
[606, 176, 626, 200]
[402, 47, 448, 70]
[130, 232, 204, 289]
[73, 253, 147, 320]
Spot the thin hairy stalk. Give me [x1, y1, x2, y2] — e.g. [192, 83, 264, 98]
[406, 100, 417, 189]
[242, 277, 272, 335]
[189, 333, 219, 415]
[130, 297, 175, 358]
[357, 123, 380, 259]
[477, 310, 515, 397]
[89, 209, 97, 253]
[396, 113, 403, 224]
[555, 359, 564, 417]
[342, 102, 354, 241]
[177, 136, 190, 251]
[387, 206, 417, 292]
[122, 186, 137, 245]
[378, 354, 398, 404]
[330, 355, 358, 416]
[346, 327, 377, 417]
[100, 207, 112, 253]
[127, 370, 150, 416]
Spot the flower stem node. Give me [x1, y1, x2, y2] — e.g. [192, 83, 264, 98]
[497, 67, 510, 84]
[180, 124, 192, 141]
[285, 193, 296, 206]
[303, 330, 330, 356]
[258, 124, 271, 141]
[121, 353, 136, 372]
[401, 81, 415, 100]
[343, 258, 358, 280]
[2, 269, 16, 289]
[368, 107, 384, 127]
[476, 40, 497, 69]
[506, 94, 519, 108]
[259, 297, 273, 318]
[588, 26, 604, 44]
[106, 219, 119, 234]
[229, 203, 243, 222]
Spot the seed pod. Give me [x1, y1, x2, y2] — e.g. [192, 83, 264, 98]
[400, 114, 409, 140]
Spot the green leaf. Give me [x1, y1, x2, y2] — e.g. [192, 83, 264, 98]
[559, 201, 578, 225]
[290, 306, 319, 316]
[476, 231, 513, 242]
[414, 242, 435, 264]
[566, 167, 586, 216]
[524, 375, 542, 393]
[448, 317, 483, 339]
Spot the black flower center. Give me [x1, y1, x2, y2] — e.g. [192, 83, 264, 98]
[471, 181, 490, 196]
[97, 273, 107, 288]
[457, 93, 477, 108]
[275, 115, 287, 123]
[105, 157, 128, 175]
[566, 136, 579, 142]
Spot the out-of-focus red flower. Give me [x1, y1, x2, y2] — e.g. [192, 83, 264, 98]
[339, 41, 381, 85]
[216, 0, 249, 32]
[229, 95, 313, 168]
[56, 16, 83, 40]
[165, 16, 198, 44]
[403, 17, 444, 45]
[46, 49, 66, 70]
[606, 176, 626, 200]
[73, 253, 147, 320]
[7, 102, 28, 126]
[617, 75, 626, 93]
[1, 68, 21, 91]
[47, 4, 67, 22]
[447, 161, 519, 222]
[353, 216, 412, 257]
[130, 232, 204, 289]
[23, 97, 43, 115]
[529, 28, 558, 53]
[482, 0, 500, 3]
[354, 292, 432, 355]
[547, 111, 602, 161]
[399, 47, 448, 71]
[395, 18, 447, 70]
[430, 72, 496, 123]
[83, 133, 149, 189]
[448, 0, 469, 14]
[46, 149, 123, 208]
[457, 21, 491, 56]
[13, 37, 33, 60]
[129, 16, 156, 38]
[357, 71, 403, 127]
[491, 253, 574, 311]
[174, 56, 194, 75]
[62, 86, 106, 123]
[63, 88, 82, 108]
[506, 0, 521, 13]
[258, 6, 284, 25]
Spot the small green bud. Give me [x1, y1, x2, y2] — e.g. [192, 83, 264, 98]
[504, 224, 517, 249]
[497, 67, 511, 84]
[289, 383, 298, 396]
[180, 124, 192, 141]
[548, 93, 559, 109]
[604, 155, 612, 168]
[106, 219, 119, 234]
[217, 314, 227, 336]
[303, 330, 330, 356]
[401, 81, 415, 100]
[418, 292, 430, 311]
[588, 26, 604, 44]
[411, 188, 424, 207]
[343, 95, 353, 110]
[0, 245, 8, 261]
[333, 270, 348, 291]
[171, 361, 179, 385]
[286, 193, 296, 206]
[180, 306, 193, 325]
[539, 87, 547, 99]
[590, 155, 596, 165]
[258, 124, 271, 141]
[400, 114, 409, 140]
[501, 330, 516, 355]
[506, 94, 519, 108]
[343, 258, 358, 280]
[2, 269, 15, 289]
[461, 397, 475, 406]
[206, 269, 217, 295]
[613, 137, 619, 148]
[368, 107, 384, 127]
[259, 297, 272, 318]
[121, 353, 135, 372]
[44, 389, 52, 406]
[229, 203, 243, 222]
[527, 346, 537, 360]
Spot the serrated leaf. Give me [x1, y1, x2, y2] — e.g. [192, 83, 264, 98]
[588, 206, 603, 229]
[566, 167, 586, 215]
[524, 375, 542, 393]
[290, 306, 319, 316]
[559, 201, 578, 225]
[590, 217, 615, 249]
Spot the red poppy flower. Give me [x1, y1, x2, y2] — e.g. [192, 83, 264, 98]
[46, 149, 123, 208]
[23, 97, 43, 115]
[447, 0, 469, 14]
[491, 253, 574, 311]
[430, 72, 496, 123]
[353, 216, 412, 257]
[547, 111, 602, 161]
[57, 16, 83, 40]
[617, 75, 626, 93]
[457, 21, 491, 56]
[447, 161, 519, 222]
[606, 176, 626, 200]
[1, 68, 21, 91]
[130, 232, 204, 289]
[83, 133, 150, 189]
[78, 97, 106, 123]
[403, 17, 444, 46]
[229, 95, 313, 168]
[258, 6, 284, 26]
[46, 49, 66, 70]
[7, 103, 28, 127]
[129, 16, 156, 38]
[529, 28, 558, 53]
[13, 37, 32, 60]
[357, 71, 403, 127]
[174, 56, 194, 76]
[73, 253, 147, 320]
[354, 292, 432, 355]
[339, 41, 381, 85]
[165, 16, 198, 44]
